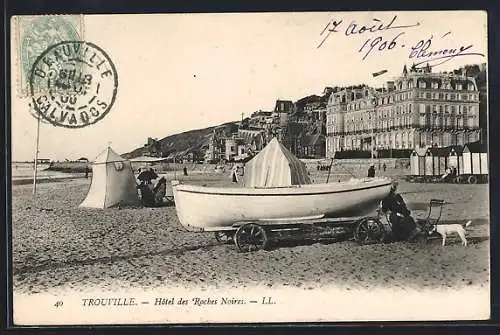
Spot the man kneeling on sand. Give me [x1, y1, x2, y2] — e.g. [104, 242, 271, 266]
[380, 183, 422, 241]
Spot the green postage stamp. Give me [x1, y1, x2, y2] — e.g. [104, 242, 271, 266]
[13, 15, 85, 97]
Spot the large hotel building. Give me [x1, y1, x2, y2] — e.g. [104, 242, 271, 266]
[325, 65, 481, 158]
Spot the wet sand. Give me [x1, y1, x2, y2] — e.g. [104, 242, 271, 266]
[12, 169, 489, 294]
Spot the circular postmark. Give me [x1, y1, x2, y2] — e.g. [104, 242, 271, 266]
[30, 41, 118, 128]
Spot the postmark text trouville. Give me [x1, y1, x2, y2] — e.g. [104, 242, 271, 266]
[30, 41, 118, 128]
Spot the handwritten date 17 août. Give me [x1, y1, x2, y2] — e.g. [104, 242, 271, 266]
[358, 32, 404, 60]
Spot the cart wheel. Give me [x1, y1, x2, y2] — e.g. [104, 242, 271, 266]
[234, 223, 268, 252]
[467, 175, 478, 184]
[455, 176, 464, 184]
[354, 217, 386, 245]
[214, 231, 234, 244]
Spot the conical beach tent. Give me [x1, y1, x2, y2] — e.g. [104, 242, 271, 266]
[80, 147, 140, 208]
[243, 137, 311, 187]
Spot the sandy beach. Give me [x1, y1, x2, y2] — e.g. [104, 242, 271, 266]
[12, 166, 490, 294]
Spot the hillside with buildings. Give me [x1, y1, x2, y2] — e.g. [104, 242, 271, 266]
[125, 63, 487, 163]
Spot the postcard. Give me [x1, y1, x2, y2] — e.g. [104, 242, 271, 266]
[10, 11, 489, 325]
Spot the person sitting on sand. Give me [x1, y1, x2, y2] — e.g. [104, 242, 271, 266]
[153, 177, 167, 206]
[137, 182, 155, 207]
[138, 177, 167, 207]
[381, 183, 422, 241]
[441, 167, 452, 181]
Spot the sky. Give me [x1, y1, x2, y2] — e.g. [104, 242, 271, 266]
[10, 11, 487, 161]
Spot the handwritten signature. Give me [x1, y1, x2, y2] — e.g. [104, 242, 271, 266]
[408, 32, 485, 68]
[318, 16, 485, 68]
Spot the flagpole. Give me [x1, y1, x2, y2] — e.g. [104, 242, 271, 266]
[371, 69, 388, 167]
[32, 113, 41, 195]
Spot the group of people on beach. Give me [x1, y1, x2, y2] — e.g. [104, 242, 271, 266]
[441, 166, 458, 181]
[136, 168, 167, 207]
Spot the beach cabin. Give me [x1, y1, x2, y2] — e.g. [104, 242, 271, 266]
[409, 145, 467, 182]
[462, 141, 488, 183]
[409, 148, 426, 176]
[446, 147, 464, 176]
[431, 148, 449, 176]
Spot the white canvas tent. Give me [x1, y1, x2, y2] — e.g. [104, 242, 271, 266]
[243, 137, 311, 187]
[80, 147, 140, 208]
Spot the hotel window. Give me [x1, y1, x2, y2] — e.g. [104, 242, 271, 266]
[450, 94, 456, 100]
[445, 93, 449, 100]
[419, 81, 427, 89]
[432, 81, 439, 89]
[439, 93, 443, 99]
[420, 115, 426, 126]
[456, 83, 462, 90]
[426, 92, 431, 99]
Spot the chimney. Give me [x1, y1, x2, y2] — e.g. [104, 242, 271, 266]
[386, 81, 395, 91]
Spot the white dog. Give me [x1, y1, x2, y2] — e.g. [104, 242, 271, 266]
[431, 220, 472, 246]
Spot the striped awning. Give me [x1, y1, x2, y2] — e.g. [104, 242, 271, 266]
[243, 138, 311, 188]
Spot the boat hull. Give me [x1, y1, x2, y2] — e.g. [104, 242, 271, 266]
[172, 178, 393, 231]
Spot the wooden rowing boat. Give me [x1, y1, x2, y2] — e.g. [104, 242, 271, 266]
[172, 177, 394, 232]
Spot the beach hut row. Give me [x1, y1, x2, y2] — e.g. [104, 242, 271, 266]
[408, 141, 488, 184]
